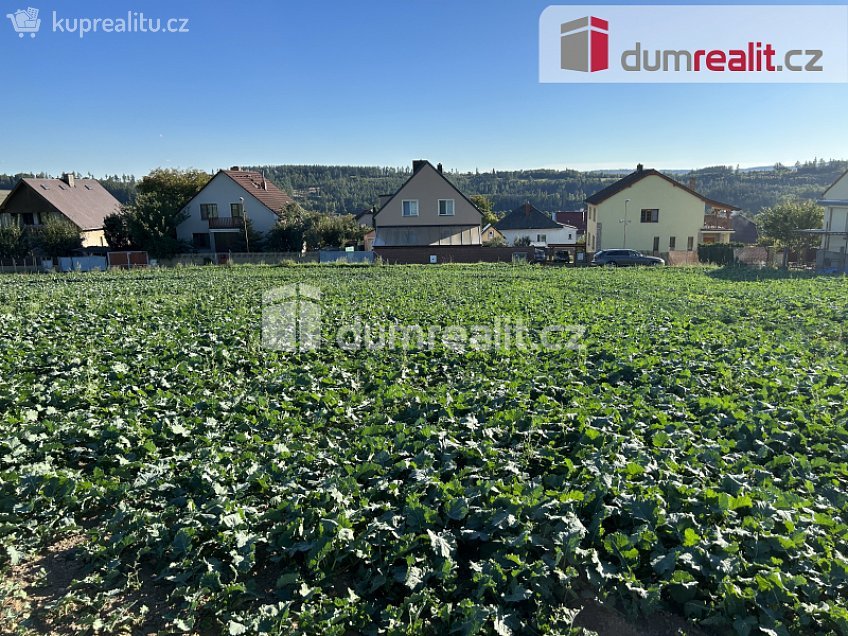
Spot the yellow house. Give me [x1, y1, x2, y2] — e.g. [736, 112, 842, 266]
[816, 169, 848, 272]
[584, 165, 738, 254]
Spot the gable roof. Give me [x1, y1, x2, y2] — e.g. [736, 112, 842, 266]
[0, 178, 121, 230]
[821, 167, 848, 199]
[373, 160, 482, 220]
[222, 170, 294, 213]
[585, 168, 740, 211]
[495, 203, 561, 231]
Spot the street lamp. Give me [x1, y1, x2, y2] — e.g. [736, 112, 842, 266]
[620, 198, 631, 248]
[239, 196, 250, 254]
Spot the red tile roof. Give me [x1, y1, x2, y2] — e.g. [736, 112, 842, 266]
[223, 170, 294, 213]
[553, 211, 587, 232]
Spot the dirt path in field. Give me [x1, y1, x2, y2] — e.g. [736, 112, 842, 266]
[3, 537, 708, 636]
[574, 599, 710, 636]
[0, 534, 171, 636]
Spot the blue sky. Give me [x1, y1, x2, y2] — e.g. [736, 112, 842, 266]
[1, 0, 846, 176]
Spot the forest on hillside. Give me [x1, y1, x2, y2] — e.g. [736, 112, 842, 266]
[1, 159, 844, 217]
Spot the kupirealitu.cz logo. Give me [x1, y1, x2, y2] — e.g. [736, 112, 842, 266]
[6, 7, 190, 39]
[541, 5, 848, 83]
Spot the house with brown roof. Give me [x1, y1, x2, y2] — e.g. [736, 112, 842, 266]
[177, 167, 295, 252]
[584, 164, 738, 254]
[0, 174, 121, 247]
[494, 203, 577, 247]
[372, 160, 482, 247]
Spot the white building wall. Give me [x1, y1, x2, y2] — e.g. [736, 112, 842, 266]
[177, 172, 281, 249]
[500, 225, 577, 247]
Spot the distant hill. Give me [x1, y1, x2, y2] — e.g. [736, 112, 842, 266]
[245, 159, 847, 217]
[0, 159, 843, 217]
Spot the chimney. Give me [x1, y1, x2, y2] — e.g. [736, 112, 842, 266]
[688, 177, 697, 190]
[62, 173, 75, 188]
[230, 165, 241, 171]
[412, 160, 427, 173]
[437, 163, 443, 174]
[636, 163, 644, 173]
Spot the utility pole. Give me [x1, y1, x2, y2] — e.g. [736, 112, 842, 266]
[620, 198, 631, 248]
[240, 196, 250, 254]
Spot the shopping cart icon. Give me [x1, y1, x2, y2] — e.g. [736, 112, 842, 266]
[6, 7, 41, 38]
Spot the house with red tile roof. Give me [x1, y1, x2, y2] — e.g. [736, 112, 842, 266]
[177, 167, 295, 252]
[0, 174, 121, 247]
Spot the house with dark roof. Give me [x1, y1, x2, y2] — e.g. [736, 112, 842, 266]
[371, 160, 482, 247]
[0, 174, 121, 247]
[177, 167, 295, 252]
[584, 164, 739, 254]
[494, 203, 577, 247]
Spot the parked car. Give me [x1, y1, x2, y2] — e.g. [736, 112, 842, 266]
[553, 250, 571, 264]
[591, 249, 665, 267]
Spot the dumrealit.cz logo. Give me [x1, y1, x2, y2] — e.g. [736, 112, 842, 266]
[6, 6, 190, 39]
[540, 5, 848, 83]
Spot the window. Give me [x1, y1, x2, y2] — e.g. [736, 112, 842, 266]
[200, 203, 218, 220]
[537, 234, 547, 242]
[402, 200, 419, 217]
[192, 233, 210, 248]
[488, 230, 494, 239]
[22, 213, 34, 226]
[669, 236, 677, 250]
[653, 236, 660, 252]
[438, 199, 455, 216]
[640, 209, 659, 223]
[231, 203, 244, 218]
[687, 236, 694, 251]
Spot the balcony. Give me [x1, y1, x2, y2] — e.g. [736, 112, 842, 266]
[703, 214, 733, 230]
[208, 217, 243, 230]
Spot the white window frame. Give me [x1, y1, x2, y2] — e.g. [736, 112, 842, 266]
[438, 199, 455, 216]
[402, 199, 419, 217]
[537, 234, 547, 243]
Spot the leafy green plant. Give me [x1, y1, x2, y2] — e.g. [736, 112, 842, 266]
[0, 265, 846, 635]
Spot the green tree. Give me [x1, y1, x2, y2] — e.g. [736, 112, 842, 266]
[0, 223, 29, 260]
[102, 213, 133, 250]
[124, 168, 211, 258]
[513, 236, 531, 247]
[33, 218, 82, 259]
[267, 203, 309, 253]
[470, 194, 498, 227]
[757, 198, 824, 267]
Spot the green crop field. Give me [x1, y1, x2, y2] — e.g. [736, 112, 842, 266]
[1, 265, 847, 636]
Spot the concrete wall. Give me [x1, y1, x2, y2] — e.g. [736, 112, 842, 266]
[374, 246, 533, 264]
[586, 174, 707, 253]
